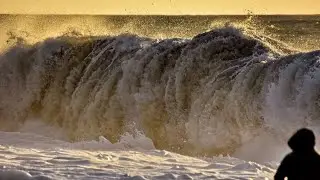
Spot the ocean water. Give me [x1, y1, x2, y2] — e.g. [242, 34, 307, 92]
[0, 15, 319, 179]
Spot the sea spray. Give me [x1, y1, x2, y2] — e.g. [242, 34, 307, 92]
[0, 26, 320, 156]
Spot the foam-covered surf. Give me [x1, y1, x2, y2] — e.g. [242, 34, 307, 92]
[0, 130, 276, 180]
[0, 26, 320, 159]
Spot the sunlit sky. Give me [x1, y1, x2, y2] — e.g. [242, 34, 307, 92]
[0, 0, 319, 15]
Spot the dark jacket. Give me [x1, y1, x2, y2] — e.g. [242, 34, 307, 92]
[274, 128, 320, 180]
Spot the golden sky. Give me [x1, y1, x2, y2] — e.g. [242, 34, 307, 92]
[0, 0, 319, 15]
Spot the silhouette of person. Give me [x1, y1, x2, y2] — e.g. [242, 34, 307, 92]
[274, 128, 320, 180]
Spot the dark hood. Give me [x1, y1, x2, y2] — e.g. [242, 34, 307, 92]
[288, 128, 315, 153]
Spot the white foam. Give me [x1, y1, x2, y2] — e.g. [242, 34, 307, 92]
[0, 131, 276, 179]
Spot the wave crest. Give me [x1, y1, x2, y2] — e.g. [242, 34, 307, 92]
[0, 26, 319, 156]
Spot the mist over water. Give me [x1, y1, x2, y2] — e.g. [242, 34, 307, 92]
[0, 15, 320, 161]
[1, 15, 319, 51]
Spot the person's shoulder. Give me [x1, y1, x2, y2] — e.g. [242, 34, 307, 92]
[284, 152, 295, 159]
[281, 152, 295, 163]
[314, 152, 320, 161]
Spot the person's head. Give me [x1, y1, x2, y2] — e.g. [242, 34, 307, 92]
[288, 128, 315, 153]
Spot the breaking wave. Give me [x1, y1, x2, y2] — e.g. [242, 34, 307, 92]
[0, 26, 320, 157]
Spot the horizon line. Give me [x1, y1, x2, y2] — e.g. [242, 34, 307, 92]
[1, 13, 320, 16]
